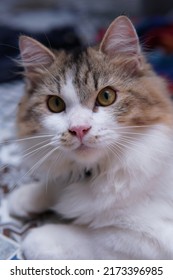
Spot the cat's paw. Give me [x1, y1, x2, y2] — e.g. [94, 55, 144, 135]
[8, 189, 31, 220]
[8, 183, 39, 220]
[22, 226, 67, 259]
[22, 224, 94, 259]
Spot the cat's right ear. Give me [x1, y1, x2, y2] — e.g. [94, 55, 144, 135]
[19, 36, 55, 78]
[99, 16, 142, 70]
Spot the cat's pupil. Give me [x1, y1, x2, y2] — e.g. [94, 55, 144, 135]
[55, 98, 60, 106]
[85, 169, 92, 177]
[103, 91, 109, 100]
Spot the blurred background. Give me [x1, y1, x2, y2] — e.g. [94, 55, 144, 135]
[1, 0, 173, 260]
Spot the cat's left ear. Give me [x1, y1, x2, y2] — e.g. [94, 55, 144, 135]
[19, 36, 55, 76]
[99, 16, 142, 69]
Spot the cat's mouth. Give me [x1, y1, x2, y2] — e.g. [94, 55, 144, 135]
[76, 144, 92, 152]
[73, 143, 97, 157]
[71, 142, 104, 164]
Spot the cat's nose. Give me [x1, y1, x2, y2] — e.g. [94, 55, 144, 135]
[69, 125, 91, 140]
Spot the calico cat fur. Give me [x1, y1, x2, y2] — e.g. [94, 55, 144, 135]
[8, 16, 173, 259]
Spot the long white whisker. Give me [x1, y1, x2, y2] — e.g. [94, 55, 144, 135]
[112, 139, 172, 168]
[20, 139, 50, 154]
[22, 142, 56, 159]
[118, 132, 154, 136]
[45, 150, 63, 193]
[108, 141, 144, 180]
[106, 145, 123, 166]
[0, 134, 53, 145]
[120, 136, 172, 157]
[10, 146, 60, 192]
[112, 125, 154, 129]
[14, 135, 53, 142]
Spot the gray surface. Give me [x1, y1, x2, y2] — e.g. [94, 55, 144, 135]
[0, 82, 24, 142]
[0, 234, 19, 260]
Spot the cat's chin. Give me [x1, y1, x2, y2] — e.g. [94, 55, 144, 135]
[76, 144, 91, 153]
[70, 145, 102, 164]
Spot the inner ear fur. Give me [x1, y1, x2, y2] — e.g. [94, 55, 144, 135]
[19, 36, 55, 75]
[99, 16, 143, 69]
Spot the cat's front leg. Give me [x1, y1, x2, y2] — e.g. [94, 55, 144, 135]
[8, 181, 57, 219]
[22, 224, 95, 259]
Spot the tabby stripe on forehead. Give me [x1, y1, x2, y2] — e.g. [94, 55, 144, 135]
[93, 72, 99, 90]
[55, 75, 61, 93]
[61, 67, 67, 83]
[74, 61, 81, 88]
[74, 56, 82, 88]
[84, 54, 92, 85]
[85, 54, 91, 71]
[84, 69, 90, 85]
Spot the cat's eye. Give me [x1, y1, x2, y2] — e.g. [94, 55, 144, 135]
[96, 87, 117, 107]
[47, 95, 66, 113]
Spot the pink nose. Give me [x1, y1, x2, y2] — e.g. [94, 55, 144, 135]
[69, 125, 91, 140]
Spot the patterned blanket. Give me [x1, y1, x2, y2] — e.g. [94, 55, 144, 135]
[0, 82, 36, 259]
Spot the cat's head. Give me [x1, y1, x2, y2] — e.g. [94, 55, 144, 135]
[17, 16, 173, 169]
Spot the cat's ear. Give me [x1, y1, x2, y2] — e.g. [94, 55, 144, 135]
[99, 16, 142, 69]
[19, 36, 55, 76]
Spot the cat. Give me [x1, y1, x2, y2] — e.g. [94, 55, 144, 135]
[8, 15, 173, 259]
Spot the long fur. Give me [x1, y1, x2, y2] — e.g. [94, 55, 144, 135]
[8, 16, 173, 259]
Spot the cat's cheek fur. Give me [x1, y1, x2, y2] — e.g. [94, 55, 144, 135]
[42, 114, 68, 136]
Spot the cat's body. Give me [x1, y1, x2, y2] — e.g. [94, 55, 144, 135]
[8, 16, 173, 259]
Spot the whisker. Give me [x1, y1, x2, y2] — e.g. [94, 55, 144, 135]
[106, 145, 123, 166]
[119, 137, 140, 146]
[45, 150, 63, 193]
[113, 125, 154, 130]
[110, 142, 141, 181]
[119, 134, 144, 140]
[21, 139, 50, 154]
[10, 146, 60, 192]
[112, 139, 173, 168]
[14, 135, 53, 142]
[105, 143, 137, 181]
[118, 132, 155, 137]
[22, 142, 55, 159]
[0, 134, 53, 145]
[119, 136, 172, 156]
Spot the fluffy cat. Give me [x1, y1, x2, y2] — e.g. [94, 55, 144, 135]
[8, 16, 173, 259]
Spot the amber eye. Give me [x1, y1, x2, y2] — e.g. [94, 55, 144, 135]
[96, 87, 117, 107]
[47, 95, 66, 113]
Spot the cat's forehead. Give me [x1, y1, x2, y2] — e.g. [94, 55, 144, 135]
[50, 48, 117, 105]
